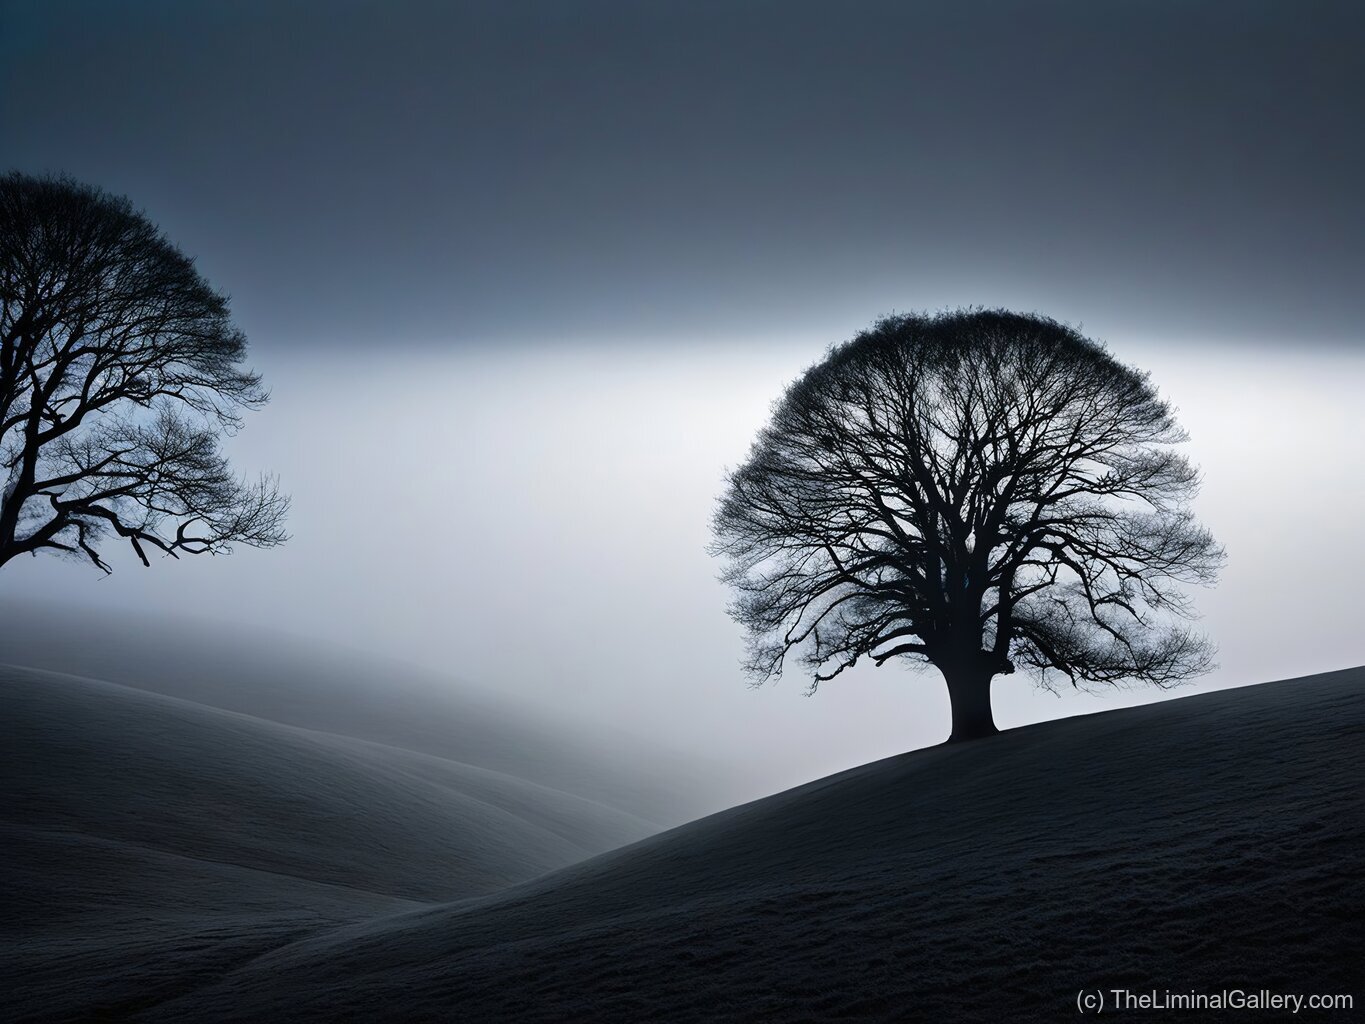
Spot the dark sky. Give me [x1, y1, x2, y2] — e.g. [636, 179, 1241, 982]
[3, 0, 1361, 349]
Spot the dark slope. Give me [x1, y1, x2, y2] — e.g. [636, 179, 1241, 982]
[0, 665, 654, 1022]
[146, 668, 1365, 1023]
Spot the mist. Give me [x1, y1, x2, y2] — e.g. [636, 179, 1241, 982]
[5, 332, 1360, 804]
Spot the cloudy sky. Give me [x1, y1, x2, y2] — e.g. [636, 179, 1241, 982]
[2, 0, 1362, 801]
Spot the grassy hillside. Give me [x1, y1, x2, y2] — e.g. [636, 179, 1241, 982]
[143, 668, 1364, 1023]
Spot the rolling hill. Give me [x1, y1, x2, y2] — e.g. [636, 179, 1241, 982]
[0, 663, 657, 1021]
[137, 667, 1364, 1023]
[0, 599, 724, 826]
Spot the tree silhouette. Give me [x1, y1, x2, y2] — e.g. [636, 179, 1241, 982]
[712, 309, 1223, 741]
[0, 173, 287, 574]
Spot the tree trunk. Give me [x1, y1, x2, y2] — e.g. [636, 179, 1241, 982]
[944, 668, 998, 742]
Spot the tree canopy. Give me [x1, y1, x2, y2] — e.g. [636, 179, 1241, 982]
[711, 309, 1223, 740]
[0, 172, 287, 573]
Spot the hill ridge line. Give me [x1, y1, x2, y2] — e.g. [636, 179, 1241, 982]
[0, 660, 659, 834]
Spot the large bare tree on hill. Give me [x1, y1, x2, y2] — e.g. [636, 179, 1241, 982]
[0, 172, 287, 574]
[712, 309, 1223, 741]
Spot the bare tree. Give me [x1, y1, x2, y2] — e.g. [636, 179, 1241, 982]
[0, 172, 287, 574]
[712, 309, 1223, 741]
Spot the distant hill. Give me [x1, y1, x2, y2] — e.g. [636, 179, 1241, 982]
[140, 668, 1364, 1023]
[0, 599, 725, 825]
